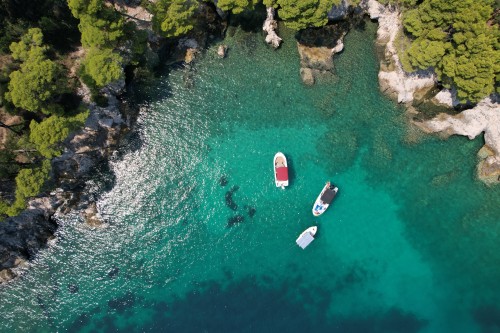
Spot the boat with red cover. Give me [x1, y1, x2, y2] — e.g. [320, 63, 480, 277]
[274, 152, 289, 189]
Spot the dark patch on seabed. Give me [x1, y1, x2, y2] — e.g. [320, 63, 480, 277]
[107, 265, 120, 279]
[67, 277, 427, 333]
[107, 292, 136, 313]
[227, 214, 245, 227]
[244, 205, 256, 218]
[225, 185, 239, 210]
[472, 305, 500, 331]
[219, 175, 228, 186]
[67, 284, 79, 293]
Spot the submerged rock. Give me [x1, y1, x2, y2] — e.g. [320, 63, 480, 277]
[108, 265, 120, 279]
[227, 215, 245, 227]
[245, 205, 256, 218]
[300, 68, 315, 85]
[225, 185, 239, 211]
[217, 44, 228, 58]
[68, 284, 79, 293]
[81, 202, 104, 227]
[219, 175, 228, 186]
[296, 22, 348, 85]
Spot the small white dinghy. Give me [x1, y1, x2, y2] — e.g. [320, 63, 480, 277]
[274, 152, 289, 189]
[296, 226, 317, 249]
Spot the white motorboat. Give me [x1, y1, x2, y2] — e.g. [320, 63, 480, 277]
[274, 152, 289, 189]
[312, 181, 338, 216]
[296, 226, 317, 249]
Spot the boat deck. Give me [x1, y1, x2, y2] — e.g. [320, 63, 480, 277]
[275, 156, 286, 167]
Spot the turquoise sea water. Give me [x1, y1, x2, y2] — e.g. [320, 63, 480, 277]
[1, 21, 500, 332]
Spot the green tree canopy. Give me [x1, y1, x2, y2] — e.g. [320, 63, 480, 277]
[152, 0, 198, 37]
[80, 47, 123, 87]
[216, 0, 260, 14]
[402, 0, 500, 102]
[6, 28, 66, 114]
[274, 0, 340, 30]
[67, 0, 104, 19]
[68, 0, 126, 49]
[9, 27, 46, 61]
[29, 110, 89, 158]
[5, 160, 51, 216]
[78, 11, 125, 48]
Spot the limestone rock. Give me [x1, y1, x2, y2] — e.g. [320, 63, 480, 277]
[82, 202, 104, 227]
[185, 48, 199, 64]
[371, 1, 435, 103]
[263, 7, 282, 49]
[414, 98, 500, 185]
[364, 0, 385, 19]
[217, 45, 228, 58]
[0, 269, 15, 284]
[431, 89, 460, 108]
[327, 0, 350, 20]
[297, 42, 343, 84]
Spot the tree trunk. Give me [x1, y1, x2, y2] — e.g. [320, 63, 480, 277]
[0, 121, 22, 135]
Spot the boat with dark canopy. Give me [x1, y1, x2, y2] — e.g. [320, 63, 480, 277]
[312, 181, 338, 216]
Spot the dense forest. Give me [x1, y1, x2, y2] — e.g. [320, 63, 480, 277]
[0, 0, 498, 219]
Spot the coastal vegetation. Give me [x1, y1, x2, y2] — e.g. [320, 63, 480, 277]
[151, 0, 198, 37]
[0, 0, 498, 220]
[401, 0, 500, 102]
[264, 0, 341, 30]
[0, 3, 83, 218]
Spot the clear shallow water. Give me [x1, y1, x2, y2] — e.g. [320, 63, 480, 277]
[1, 21, 500, 333]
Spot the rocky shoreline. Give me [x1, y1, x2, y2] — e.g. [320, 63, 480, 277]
[0, 82, 127, 284]
[0, 0, 227, 285]
[365, 0, 500, 185]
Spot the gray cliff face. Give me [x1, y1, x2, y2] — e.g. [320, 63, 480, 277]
[0, 202, 58, 283]
[327, 0, 351, 20]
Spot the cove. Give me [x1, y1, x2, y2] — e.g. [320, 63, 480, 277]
[1, 21, 500, 333]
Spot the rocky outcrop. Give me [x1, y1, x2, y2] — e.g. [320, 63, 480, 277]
[327, 0, 350, 20]
[414, 98, 500, 184]
[431, 89, 460, 108]
[263, 7, 282, 49]
[368, 0, 435, 103]
[366, 0, 500, 185]
[0, 79, 126, 284]
[297, 36, 345, 85]
[0, 198, 59, 283]
[298, 43, 336, 85]
[217, 44, 228, 58]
